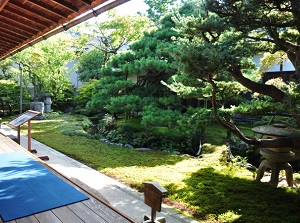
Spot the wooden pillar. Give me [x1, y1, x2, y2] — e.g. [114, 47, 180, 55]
[27, 120, 31, 152]
[17, 126, 20, 144]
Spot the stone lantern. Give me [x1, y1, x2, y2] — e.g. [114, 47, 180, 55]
[252, 124, 298, 187]
[44, 94, 52, 113]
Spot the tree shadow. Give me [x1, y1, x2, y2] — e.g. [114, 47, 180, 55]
[165, 167, 300, 223]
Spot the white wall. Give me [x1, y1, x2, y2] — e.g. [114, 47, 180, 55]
[66, 59, 83, 89]
[252, 54, 295, 72]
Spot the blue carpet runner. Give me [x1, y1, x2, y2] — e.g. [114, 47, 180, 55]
[0, 151, 89, 222]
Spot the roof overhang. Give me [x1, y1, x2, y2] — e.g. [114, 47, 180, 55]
[0, 0, 130, 60]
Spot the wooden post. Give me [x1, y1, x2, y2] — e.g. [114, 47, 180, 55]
[26, 119, 37, 154]
[27, 120, 31, 152]
[143, 182, 167, 223]
[7, 110, 48, 160]
[17, 126, 20, 144]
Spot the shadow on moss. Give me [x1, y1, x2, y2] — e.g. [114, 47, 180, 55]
[165, 167, 300, 223]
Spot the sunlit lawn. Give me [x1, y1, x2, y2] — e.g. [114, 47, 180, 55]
[18, 114, 300, 223]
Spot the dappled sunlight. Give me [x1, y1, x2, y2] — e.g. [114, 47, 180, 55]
[201, 144, 226, 161]
[165, 167, 300, 223]
[31, 119, 64, 124]
[35, 120, 62, 123]
[102, 158, 203, 190]
[21, 121, 62, 135]
[22, 114, 300, 222]
[217, 210, 242, 223]
[30, 129, 45, 134]
[99, 144, 231, 192]
[201, 143, 219, 155]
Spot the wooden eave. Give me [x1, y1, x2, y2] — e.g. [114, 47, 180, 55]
[0, 0, 130, 60]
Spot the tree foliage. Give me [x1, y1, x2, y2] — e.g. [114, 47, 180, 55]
[82, 12, 181, 115]
[0, 59, 19, 80]
[172, 0, 300, 148]
[75, 0, 300, 152]
[0, 80, 31, 115]
[11, 33, 88, 106]
[123, 13, 180, 95]
[76, 49, 105, 81]
[76, 79, 100, 109]
[205, 0, 300, 77]
[144, 0, 181, 23]
[106, 95, 142, 115]
[86, 76, 135, 117]
[84, 10, 154, 64]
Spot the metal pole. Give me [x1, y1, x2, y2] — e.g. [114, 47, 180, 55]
[19, 64, 23, 114]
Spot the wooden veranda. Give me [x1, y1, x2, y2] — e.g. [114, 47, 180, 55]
[0, 132, 136, 223]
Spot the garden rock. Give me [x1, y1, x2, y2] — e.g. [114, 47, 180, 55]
[35, 115, 46, 120]
[180, 154, 196, 158]
[136, 148, 152, 151]
[99, 138, 110, 143]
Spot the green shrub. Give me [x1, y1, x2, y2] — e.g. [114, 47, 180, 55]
[58, 123, 89, 137]
[227, 136, 261, 167]
[54, 114, 92, 138]
[45, 111, 62, 119]
[254, 115, 297, 127]
[106, 130, 125, 143]
[119, 123, 142, 142]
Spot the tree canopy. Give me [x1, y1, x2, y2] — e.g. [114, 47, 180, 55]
[1, 0, 299, 152]
[83, 11, 154, 64]
[0, 80, 31, 115]
[171, 0, 300, 148]
[0, 31, 89, 112]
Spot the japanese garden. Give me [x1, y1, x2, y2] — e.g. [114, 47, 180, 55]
[1, 0, 300, 222]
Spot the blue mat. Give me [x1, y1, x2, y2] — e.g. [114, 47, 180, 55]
[0, 151, 89, 222]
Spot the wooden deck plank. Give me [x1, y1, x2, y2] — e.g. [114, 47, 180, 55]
[0, 219, 16, 223]
[34, 211, 62, 223]
[0, 133, 20, 153]
[0, 131, 136, 223]
[52, 206, 85, 223]
[70, 177, 109, 204]
[0, 139, 15, 152]
[15, 216, 39, 223]
[83, 198, 132, 223]
[68, 202, 107, 223]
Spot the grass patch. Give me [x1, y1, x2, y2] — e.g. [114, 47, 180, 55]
[22, 114, 300, 223]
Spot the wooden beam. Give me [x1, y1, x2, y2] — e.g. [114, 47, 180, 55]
[0, 23, 33, 38]
[0, 27, 28, 41]
[0, 0, 9, 12]
[0, 14, 43, 33]
[27, 0, 68, 18]
[0, 16, 38, 35]
[4, 5, 50, 28]
[28, 120, 31, 152]
[0, 35, 21, 45]
[82, 0, 93, 5]
[0, 0, 131, 60]
[8, 0, 60, 24]
[50, 0, 79, 13]
[0, 41, 14, 49]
